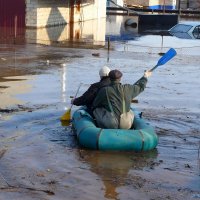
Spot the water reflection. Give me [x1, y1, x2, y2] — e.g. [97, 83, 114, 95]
[79, 150, 158, 199]
[1, 15, 200, 47]
[106, 15, 174, 42]
[1, 14, 173, 46]
[25, 18, 106, 47]
[1, 18, 106, 47]
[0, 76, 32, 108]
[61, 65, 67, 110]
[0, 27, 25, 44]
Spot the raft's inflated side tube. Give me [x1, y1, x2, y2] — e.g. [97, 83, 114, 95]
[72, 107, 158, 151]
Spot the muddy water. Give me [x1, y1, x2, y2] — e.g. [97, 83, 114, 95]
[0, 25, 200, 199]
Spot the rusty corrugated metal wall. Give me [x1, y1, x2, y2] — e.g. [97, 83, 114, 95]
[0, 0, 25, 27]
[0, 0, 25, 43]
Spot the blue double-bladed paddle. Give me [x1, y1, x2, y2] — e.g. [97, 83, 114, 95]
[149, 48, 177, 72]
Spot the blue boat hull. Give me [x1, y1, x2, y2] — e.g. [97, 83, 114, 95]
[72, 107, 158, 151]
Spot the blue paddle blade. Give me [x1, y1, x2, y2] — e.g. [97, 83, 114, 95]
[157, 48, 177, 66]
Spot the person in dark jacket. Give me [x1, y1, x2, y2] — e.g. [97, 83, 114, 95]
[92, 69, 152, 129]
[71, 66, 111, 115]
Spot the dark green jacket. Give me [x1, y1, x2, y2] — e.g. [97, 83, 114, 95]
[92, 76, 148, 121]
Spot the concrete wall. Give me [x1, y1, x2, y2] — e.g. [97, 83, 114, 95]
[72, 0, 106, 23]
[26, 0, 69, 27]
[26, 0, 106, 28]
[106, 15, 138, 36]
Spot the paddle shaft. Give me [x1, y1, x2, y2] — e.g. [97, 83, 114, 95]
[149, 65, 158, 72]
[70, 83, 82, 109]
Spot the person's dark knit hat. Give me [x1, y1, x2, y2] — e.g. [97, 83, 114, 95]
[109, 70, 123, 80]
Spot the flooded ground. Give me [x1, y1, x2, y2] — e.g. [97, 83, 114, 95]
[0, 16, 200, 200]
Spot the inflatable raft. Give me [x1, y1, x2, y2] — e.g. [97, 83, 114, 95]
[72, 107, 158, 151]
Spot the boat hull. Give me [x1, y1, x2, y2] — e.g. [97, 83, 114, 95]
[72, 107, 158, 151]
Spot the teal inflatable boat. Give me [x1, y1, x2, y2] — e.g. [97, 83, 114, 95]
[72, 107, 158, 151]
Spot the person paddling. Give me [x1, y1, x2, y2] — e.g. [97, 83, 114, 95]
[92, 69, 152, 129]
[71, 66, 111, 116]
